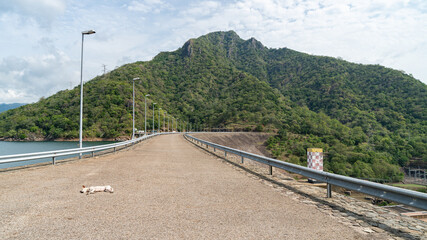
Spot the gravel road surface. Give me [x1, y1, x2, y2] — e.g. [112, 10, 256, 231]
[0, 134, 369, 239]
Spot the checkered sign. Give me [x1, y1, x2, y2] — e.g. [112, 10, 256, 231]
[307, 148, 323, 171]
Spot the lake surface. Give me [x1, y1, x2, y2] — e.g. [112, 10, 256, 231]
[0, 141, 116, 169]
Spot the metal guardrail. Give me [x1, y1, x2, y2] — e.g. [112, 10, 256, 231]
[185, 134, 427, 210]
[0, 133, 168, 166]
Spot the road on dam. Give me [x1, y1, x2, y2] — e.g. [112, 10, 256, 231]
[0, 134, 370, 239]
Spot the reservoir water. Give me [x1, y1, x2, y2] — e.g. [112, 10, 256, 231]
[0, 141, 116, 169]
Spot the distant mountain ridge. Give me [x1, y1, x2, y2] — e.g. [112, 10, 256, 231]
[0, 31, 425, 181]
[0, 103, 26, 113]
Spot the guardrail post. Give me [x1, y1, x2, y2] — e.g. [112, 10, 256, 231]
[241, 156, 244, 164]
[52, 156, 56, 165]
[214, 147, 216, 152]
[224, 151, 227, 158]
[114, 147, 116, 153]
[327, 183, 332, 198]
[269, 165, 273, 175]
[91, 151, 94, 157]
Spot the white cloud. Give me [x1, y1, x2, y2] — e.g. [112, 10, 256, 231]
[0, 0, 426, 104]
[181, 1, 221, 17]
[0, 89, 29, 103]
[0, 0, 66, 28]
[126, 0, 170, 13]
[0, 41, 77, 103]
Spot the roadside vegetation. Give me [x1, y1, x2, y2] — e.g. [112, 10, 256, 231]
[390, 183, 427, 193]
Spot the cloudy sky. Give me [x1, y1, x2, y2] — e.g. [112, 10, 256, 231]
[0, 0, 426, 103]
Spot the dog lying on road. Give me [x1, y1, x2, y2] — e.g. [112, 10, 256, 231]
[80, 185, 114, 194]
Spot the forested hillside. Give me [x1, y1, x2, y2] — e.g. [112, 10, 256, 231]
[0, 31, 425, 181]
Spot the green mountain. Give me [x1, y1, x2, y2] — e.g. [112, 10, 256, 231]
[1, 31, 426, 181]
[0, 103, 27, 113]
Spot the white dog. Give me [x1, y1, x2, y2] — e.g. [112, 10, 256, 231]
[80, 185, 114, 194]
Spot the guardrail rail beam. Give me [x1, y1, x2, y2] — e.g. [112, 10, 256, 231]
[184, 134, 427, 210]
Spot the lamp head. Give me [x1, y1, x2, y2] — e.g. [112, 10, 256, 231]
[145, 94, 150, 97]
[133, 77, 140, 81]
[82, 30, 96, 35]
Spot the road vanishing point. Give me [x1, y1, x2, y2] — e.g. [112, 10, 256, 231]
[0, 134, 386, 239]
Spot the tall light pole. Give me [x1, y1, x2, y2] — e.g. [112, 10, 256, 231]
[132, 77, 140, 139]
[79, 30, 95, 158]
[163, 111, 166, 132]
[152, 103, 156, 134]
[158, 108, 161, 133]
[145, 94, 150, 136]
[168, 115, 170, 132]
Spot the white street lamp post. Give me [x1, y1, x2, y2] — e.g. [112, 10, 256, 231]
[152, 103, 156, 134]
[79, 30, 95, 159]
[158, 108, 161, 133]
[145, 94, 150, 136]
[132, 77, 139, 139]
